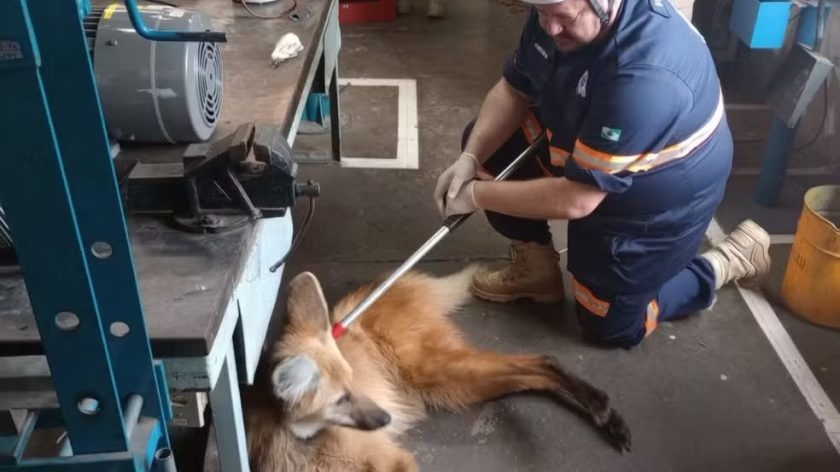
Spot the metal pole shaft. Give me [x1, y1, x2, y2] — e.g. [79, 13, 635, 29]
[495, 132, 547, 181]
[332, 131, 547, 338]
[333, 226, 451, 336]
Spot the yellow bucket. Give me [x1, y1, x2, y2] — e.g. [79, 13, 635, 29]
[782, 185, 840, 328]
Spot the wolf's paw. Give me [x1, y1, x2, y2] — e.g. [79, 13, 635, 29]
[604, 409, 632, 453]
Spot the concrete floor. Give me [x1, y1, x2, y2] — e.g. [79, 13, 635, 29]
[265, 1, 840, 471]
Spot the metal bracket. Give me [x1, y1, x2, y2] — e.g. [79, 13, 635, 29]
[766, 44, 834, 128]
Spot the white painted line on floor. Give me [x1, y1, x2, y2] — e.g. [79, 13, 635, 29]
[770, 234, 796, 245]
[730, 166, 833, 176]
[708, 218, 840, 454]
[338, 78, 419, 170]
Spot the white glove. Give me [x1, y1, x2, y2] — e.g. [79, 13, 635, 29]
[443, 180, 478, 218]
[434, 152, 479, 216]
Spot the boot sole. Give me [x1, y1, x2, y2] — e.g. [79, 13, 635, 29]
[735, 219, 772, 289]
[470, 285, 563, 304]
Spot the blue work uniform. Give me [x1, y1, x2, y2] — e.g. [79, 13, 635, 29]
[490, 0, 733, 347]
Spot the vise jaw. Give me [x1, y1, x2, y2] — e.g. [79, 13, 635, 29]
[125, 123, 319, 233]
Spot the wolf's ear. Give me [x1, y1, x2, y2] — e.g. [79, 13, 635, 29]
[286, 272, 330, 333]
[271, 355, 320, 403]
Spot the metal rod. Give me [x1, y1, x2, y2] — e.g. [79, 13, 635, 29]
[0, 207, 12, 247]
[494, 132, 548, 181]
[121, 0, 227, 42]
[332, 130, 547, 338]
[815, 0, 826, 51]
[57, 435, 72, 457]
[332, 226, 452, 338]
[58, 395, 143, 457]
[123, 394, 144, 439]
[226, 169, 262, 220]
[154, 447, 178, 472]
[9, 411, 38, 462]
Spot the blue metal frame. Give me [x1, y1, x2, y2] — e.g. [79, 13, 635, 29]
[75, 0, 91, 18]
[122, 0, 227, 42]
[302, 93, 332, 126]
[0, 0, 126, 454]
[755, 5, 829, 206]
[0, 454, 144, 472]
[0, 0, 204, 469]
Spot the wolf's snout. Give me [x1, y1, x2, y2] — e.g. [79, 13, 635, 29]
[367, 409, 391, 430]
[357, 408, 391, 430]
[350, 395, 392, 431]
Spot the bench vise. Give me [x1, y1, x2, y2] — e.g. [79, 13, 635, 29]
[125, 123, 319, 233]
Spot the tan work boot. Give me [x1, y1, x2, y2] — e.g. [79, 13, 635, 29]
[427, 0, 444, 18]
[702, 219, 771, 290]
[471, 241, 565, 303]
[397, 0, 411, 14]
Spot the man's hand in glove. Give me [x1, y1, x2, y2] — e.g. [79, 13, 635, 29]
[442, 181, 479, 218]
[433, 152, 479, 216]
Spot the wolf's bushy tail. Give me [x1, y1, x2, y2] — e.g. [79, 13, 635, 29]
[427, 264, 480, 314]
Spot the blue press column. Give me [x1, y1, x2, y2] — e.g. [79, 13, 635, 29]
[755, 6, 821, 206]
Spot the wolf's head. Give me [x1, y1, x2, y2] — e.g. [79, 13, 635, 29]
[268, 272, 391, 439]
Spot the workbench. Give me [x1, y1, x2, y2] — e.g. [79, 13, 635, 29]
[0, 0, 341, 470]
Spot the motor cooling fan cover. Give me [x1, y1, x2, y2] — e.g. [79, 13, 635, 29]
[88, 6, 224, 144]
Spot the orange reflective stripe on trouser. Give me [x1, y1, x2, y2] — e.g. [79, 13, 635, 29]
[572, 92, 726, 174]
[550, 146, 570, 167]
[573, 279, 610, 317]
[521, 112, 568, 169]
[521, 111, 543, 144]
[535, 157, 553, 176]
[645, 299, 660, 336]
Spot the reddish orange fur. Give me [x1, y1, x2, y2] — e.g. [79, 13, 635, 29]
[245, 267, 630, 471]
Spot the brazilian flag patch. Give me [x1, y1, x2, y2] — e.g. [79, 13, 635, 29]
[600, 126, 622, 142]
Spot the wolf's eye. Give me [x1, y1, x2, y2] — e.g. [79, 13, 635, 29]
[337, 394, 350, 404]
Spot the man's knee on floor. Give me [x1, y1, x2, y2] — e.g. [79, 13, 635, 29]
[575, 307, 646, 349]
[581, 325, 646, 349]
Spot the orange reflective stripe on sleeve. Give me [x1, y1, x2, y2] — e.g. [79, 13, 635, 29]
[572, 140, 640, 173]
[572, 92, 725, 174]
[644, 299, 660, 336]
[573, 279, 610, 317]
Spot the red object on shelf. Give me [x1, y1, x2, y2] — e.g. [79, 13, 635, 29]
[339, 0, 396, 24]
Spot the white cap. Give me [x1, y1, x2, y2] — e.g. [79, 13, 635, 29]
[521, 0, 609, 23]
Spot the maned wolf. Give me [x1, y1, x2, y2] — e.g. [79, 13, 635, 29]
[245, 266, 631, 471]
